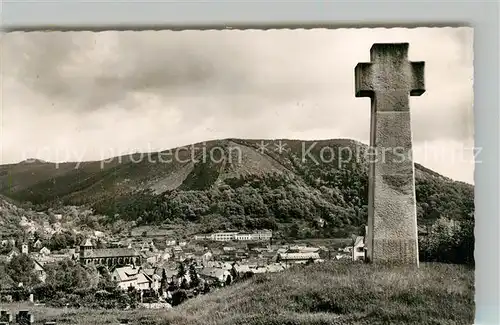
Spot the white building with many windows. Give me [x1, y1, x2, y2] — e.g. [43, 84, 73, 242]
[211, 232, 239, 241]
[234, 233, 252, 241]
[194, 230, 273, 242]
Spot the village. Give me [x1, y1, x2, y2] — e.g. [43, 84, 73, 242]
[0, 227, 367, 308]
[0, 20, 480, 325]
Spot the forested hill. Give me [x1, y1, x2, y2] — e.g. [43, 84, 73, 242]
[0, 139, 474, 238]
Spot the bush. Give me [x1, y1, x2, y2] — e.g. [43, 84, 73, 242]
[419, 216, 474, 265]
[171, 290, 188, 306]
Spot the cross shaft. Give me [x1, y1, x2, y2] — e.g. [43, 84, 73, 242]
[354, 42, 425, 266]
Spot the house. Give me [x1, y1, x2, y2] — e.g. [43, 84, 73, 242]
[143, 252, 160, 264]
[295, 247, 320, 253]
[195, 251, 213, 263]
[112, 266, 155, 291]
[161, 250, 171, 261]
[67, 248, 78, 259]
[33, 260, 47, 283]
[165, 240, 176, 246]
[343, 246, 353, 253]
[233, 264, 252, 275]
[278, 252, 321, 264]
[276, 247, 288, 254]
[286, 245, 320, 253]
[251, 230, 272, 241]
[136, 272, 154, 291]
[220, 262, 233, 270]
[243, 258, 267, 268]
[39, 247, 51, 256]
[27, 232, 35, 242]
[33, 239, 43, 250]
[149, 242, 158, 252]
[140, 242, 151, 252]
[112, 266, 139, 290]
[352, 236, 365, 261]
[172, 246, 183, 253]
[335, 254, 345, 260]
[198, 267, 232, 284]
[234, 249, 248, 259]
[251, 266, 268, 274]
[94, 231, 105, 238]
[142, 268, 161, 291]
[210, 248, 223, 256]
[265, 263, 285, 273]
[234, 262, 285, 275]
[6, 248, 20, 261]
[235, 248, 247, 254]
[193, 234, 209, 240]
[108, 241, 121, 248]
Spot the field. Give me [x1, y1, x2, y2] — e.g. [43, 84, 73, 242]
[0, 262, 474, 325]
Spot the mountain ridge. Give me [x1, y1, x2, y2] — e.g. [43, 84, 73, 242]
[1, 137, 467, 184]
[0, 138, 474, 238]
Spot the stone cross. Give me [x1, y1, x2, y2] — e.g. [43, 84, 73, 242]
[355, 43, 425, 266]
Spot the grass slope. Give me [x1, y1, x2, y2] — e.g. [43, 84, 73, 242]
[5, 262, 474, 325]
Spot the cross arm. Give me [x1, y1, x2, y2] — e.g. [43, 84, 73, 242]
[355, 62, 374, 98]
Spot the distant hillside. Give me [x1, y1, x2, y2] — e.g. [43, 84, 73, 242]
[0, 194, 104, 239]
[0, 139, 474, 238]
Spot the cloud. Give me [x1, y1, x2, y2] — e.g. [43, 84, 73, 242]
[1, 27, 474, 183]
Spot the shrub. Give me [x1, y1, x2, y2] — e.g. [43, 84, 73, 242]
[419, 216, 474, 265]
[171, 290, 188, 306]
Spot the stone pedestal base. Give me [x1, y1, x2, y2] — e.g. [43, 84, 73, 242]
[371, 238, 419, 265]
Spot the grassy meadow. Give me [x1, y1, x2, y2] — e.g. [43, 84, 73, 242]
[1, 262, 474, 325]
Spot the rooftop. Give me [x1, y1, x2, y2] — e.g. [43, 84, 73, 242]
[353, 236, 364, 247]
[80, 238, 93, 247]
[279, 252, 320, 260]
[81, 248, 141, 258]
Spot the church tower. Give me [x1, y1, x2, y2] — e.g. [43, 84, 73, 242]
[21, 242, 29, 255]
[79, 238, 93, 259]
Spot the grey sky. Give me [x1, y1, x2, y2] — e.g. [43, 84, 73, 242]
[1, 27, 474, 183]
